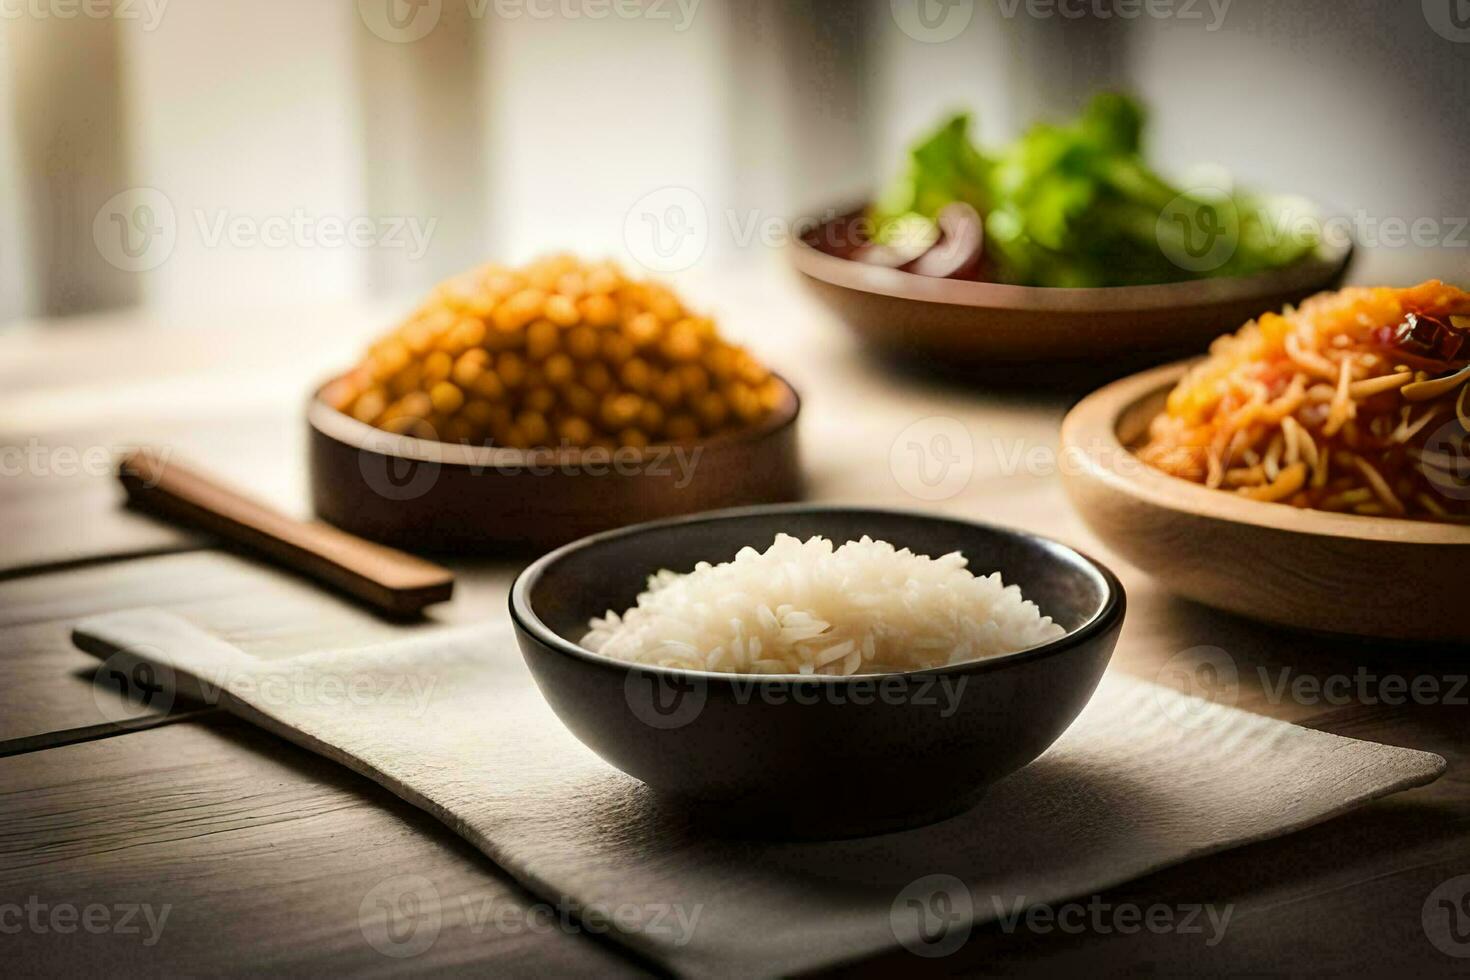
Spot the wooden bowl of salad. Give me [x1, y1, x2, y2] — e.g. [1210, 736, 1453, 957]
[791, 95, 1353, 380]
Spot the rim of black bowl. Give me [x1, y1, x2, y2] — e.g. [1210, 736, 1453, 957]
[307, 372, 801, 469]
[509, 503, 1126, 685]
[789, 203, 1353, 312]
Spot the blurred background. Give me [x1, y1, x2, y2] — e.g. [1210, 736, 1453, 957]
[1, 0, 1467, 326]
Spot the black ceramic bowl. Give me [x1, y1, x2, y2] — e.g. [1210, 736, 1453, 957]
[509, 505, 1125, 838]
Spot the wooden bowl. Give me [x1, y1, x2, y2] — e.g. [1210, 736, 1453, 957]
[790, 209, 1352, 379]
[1060, 362, 1470, 642]
[307, 376, 803, 554]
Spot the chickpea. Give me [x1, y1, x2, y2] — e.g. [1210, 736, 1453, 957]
[557, 416, 593, 447]
[398, 391, 433, 420]
[637, 400, 665, 435]
[725, 381, 763, 424]
[704, 345, 737, 381]
[543, 352, 575, 386]
[403, 321, 434, 355]
[462, 399, 500, 429]
[625, 311, 661, 348]
[736, 351, 769, 385]
[429, 381, 465, 415]
[673, 363, 710, 399]
[555, 271, 586, 298]
[389, 363, 423, 398]
[323, 376, 359, 412]
[524, 386, 557, 413]
[472, 370, 506, 402]
[449, 316, 487, 352]
[581, 293, 619, 328]
[694, 390, 729, 428]
[585, 265, 619, 295]
[371, 341, 410, 381]
[351, 388, 387, 424]
[651, 372, 682, 408]
[600, 392, 643, 430]
[561, 383, 597, 418]
[619, 357, 653, 394]
[452, 349, 489, 388]
[566, 325, 601, 360]
[496, 352, 527, 389]
[516, 410, 550, 445]
[601, 331, 634, 365]
[580, 361, 613, 394]
[526, 264, 559, 293]
[485, 272, 519, 298]
[545, 293, 580, 327]
[380, 413, 417, 436]
[660, 319, 702, 362]
[526, 319, 560, 360]
[618, 427, 650, 450]
[421, 352, 452, 387]
[488, 321, 527, 351]
[647, 288, 681, 323]
[494, 288, 546, 333]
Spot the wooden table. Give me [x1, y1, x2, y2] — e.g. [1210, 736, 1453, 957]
[3, 267, 1466, 976]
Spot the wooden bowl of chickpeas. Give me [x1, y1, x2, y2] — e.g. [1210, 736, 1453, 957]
[308, 255, 802, 553]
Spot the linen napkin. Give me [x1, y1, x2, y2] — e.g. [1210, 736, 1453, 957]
[73, 608, 1445, 977]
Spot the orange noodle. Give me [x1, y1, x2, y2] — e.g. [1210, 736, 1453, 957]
[1139, 281, 1470, 521]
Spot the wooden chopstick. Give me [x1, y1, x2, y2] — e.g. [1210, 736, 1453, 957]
[118, 448, 454, 616]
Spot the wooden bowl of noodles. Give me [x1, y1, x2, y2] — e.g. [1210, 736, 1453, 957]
[1061, 282, 1470, 642]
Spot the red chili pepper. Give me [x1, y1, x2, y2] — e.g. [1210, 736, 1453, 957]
[1375, 312, 1469, 369]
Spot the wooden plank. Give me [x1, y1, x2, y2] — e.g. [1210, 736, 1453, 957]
[0, 617, 198, 756]
[0, 715, 649, 976]
[0, 300, 376, 576]
[840, 704, 1470, 977]
[0, 456, 199, 580]
[0, 550, 514, 754]
[0, 414, 305, 578]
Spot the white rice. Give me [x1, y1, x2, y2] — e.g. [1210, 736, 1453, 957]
[582, 534, 1066, 675]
